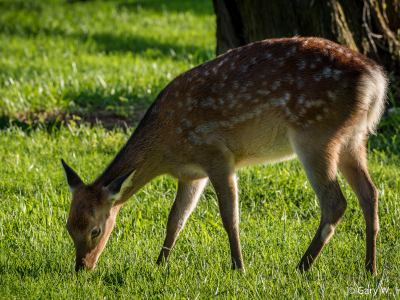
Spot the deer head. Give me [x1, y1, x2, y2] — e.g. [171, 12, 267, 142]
[61, 159, 135, 272]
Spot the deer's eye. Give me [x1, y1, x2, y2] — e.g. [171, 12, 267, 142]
[92, 228, 101, 238]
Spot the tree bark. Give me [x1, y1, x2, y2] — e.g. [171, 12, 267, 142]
[212, 0, 400, 73]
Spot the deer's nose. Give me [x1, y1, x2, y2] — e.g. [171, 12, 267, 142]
[75, 258, 85, 272]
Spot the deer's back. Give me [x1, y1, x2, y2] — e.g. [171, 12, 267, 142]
[142, 37, 386, 173]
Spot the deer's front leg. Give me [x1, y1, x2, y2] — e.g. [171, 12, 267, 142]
[208, 169, 244, 272]
[157, 178, 208, 265]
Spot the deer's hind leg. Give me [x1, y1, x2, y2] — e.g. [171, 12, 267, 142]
[157, 178, 208, 264]
[290, 130, 347, 272]
[338, 134, 379, 276]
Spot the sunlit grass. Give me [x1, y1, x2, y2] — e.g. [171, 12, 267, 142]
[1, 122, 400, 298]
[0, 0, 215, 115]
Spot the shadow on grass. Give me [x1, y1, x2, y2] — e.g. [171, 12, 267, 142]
[116, 0, 214, 15]
[0, 0, 43, 12]
[0, 21, 213, 62]
[0, 0, 214, 16]
[84, 32, 213, 60]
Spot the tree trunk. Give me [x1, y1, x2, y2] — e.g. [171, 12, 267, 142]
[212, 0, 400, 73]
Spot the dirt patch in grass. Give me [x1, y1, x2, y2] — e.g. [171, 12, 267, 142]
[10, 107, 147, 130]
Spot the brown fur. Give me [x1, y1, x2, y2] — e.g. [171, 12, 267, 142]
[63, 37, 387, 275]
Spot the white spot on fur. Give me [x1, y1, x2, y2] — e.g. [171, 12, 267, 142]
[233, 81, 239, 89]
[322, 67, 332, 78]
[327, 91, 336, 100]
[201, 98, 214, 107]
[298, 95, 304, 104]
[316, 115, 322, 121]
[313, 100, 324, 106]
[284, 92, 291, 102]
[297, 77, 304, 89]
[276, 58, 284, 66]
[257, 90, 270, 96]
[188, 132, 201, 145]
[261, 103, 270, 109]
[333, 70, 342, 80]
[204, 71, 209, 76]
[297, 60, 306, 71]
[223, 75, 228, 80]
[313, 74, 321, 81]
[182, 119, 192, 127]
[175, 128, 182, 134]
[271, 81, 280, 90]
[195, 122, 219, 134]
[231, 117, 240, 124]
[218, 98, 224, 105]
[177, 102, 182, 108]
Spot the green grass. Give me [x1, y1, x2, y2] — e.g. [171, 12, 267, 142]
[1, 0, 400, 299]
[0, 0, 215, 116]
[1, 123, 400, 299]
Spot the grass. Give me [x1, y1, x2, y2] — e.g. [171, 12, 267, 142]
[1, 0, 400, 299]
[0, 0, 215, 118]
[1, 123, 400, 299]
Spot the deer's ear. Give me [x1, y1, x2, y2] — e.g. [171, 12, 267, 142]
[61, 159, 84, 193]
[105, 169, 136, 202]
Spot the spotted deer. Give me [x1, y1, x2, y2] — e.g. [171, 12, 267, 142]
[62, 37, 387, 276]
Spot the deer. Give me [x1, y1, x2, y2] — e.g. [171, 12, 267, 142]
[62, 37, 388, 276]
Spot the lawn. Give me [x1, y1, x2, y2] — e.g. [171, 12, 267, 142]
[1, 0, 400, 299]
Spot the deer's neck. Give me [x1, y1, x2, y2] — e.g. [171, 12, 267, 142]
[94, 121, 164, 196]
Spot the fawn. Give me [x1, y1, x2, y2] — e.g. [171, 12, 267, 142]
[62, 37, 388, 276]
